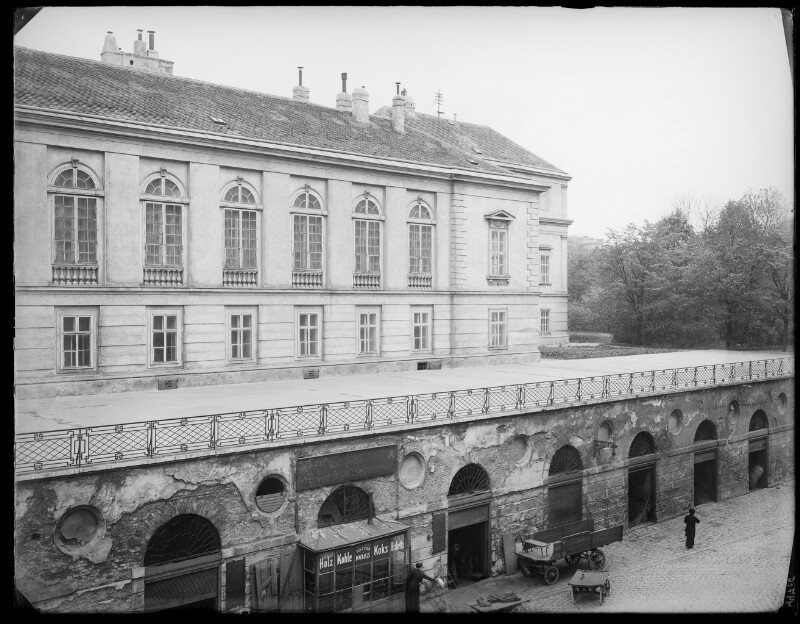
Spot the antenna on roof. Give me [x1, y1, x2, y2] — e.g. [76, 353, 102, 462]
[435, 90, 445, 118]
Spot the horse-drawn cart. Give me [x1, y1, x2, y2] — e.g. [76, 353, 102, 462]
[516, 519, 622, 585]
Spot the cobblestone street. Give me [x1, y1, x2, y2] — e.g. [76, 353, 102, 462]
[422, 480, 795, 613]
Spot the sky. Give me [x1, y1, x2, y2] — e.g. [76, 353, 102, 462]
[14, 6, 793, 238]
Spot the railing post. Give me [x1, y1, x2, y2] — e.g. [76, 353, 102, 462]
[408, 396, 416, 424]
[650, 371, 656, 392]
[266, 410, 274, 440]
[603, 376, 609, 398]
[671, 369, 677, 390]
[70, 430, 83, 466]
[365, 401, 373, 429]
[576, 378, 582, 402]
[146, 422, 155, 456]
[211, 415, 219, 449]
[448, 392, 455, 418]
[548, 382, 555, 406]
[516, 384, 524, 410]
[749, 361, 752, 380]
[482, 388, 490, 414]
[319, 405, 327, 435]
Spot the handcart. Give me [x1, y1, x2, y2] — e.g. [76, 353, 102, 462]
[567, 563, 611, 604]
[516, 519, 622, 586]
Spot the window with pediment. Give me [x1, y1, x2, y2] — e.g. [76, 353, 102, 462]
[485, 210, 514, 286]
[407, 199, 434, 289]
[49, 161, 102, 285]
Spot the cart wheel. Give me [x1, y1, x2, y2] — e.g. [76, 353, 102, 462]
[519, 560, 534, 577]
[589, 549, 605, 570]
[565, 554, 580, 566]
[603, 579, 611, 597]
[543, 565, 559, 585]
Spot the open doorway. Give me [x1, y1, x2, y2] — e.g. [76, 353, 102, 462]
[447, 522, 488, 588]
[628, 466, 656, 526]
[693, 458, 717, 506]
[748, 442, 768, 490]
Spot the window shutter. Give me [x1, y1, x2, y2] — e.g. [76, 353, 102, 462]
[225, 559, 246, 610]
[432, 512, 446, 554]
[252, 559, 279, 612]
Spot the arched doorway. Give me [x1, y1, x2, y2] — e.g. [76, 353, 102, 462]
[447, 464, 491, 586]
[693, 420, 718, 506]
[748, 410, 769, 490]
[628, 432, 657, 526]
[547, 445, 583, 527]
[144, 514, 222, 612]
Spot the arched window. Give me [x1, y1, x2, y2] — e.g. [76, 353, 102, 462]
[549, 445, 583, 476]
[448, 463, 490, 496]
[318, 485, 371, 528]
[141, 171, 188, 286]
[629, 432, 656, 457]
[49, 161, 102, 284]
[291, 187, 325, 288]
[407, 199, 435, 289]
[144, 514, 221, 567]
[749, 410, 769, 432]
[694, 420, 717, 442]
[221, 178, 260, 287]
[352, 194, 383, 289]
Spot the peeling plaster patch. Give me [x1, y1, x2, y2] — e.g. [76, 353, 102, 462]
[169, 461, 239, 484]
[15, 488, 33, 521]
[95, 472, 196, 524]
[644, 399, 663, 407]
[52, 481, 100, 518]
[568, 435, 585, 449]
[81, 536, 113, 564]
[463, 422, 502, 450]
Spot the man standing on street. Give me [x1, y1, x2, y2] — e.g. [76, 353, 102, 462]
[405, 562, 436, 613]
[684, 507, 700, 549]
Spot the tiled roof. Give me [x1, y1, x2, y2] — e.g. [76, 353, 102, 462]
[14, 46, 566, 177]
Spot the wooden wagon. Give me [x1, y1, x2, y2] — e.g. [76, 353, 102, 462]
[567, 568, 611, 604]
[516, 519, 622, 585]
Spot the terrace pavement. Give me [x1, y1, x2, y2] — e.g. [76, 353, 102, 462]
[15, 349, 789, 434]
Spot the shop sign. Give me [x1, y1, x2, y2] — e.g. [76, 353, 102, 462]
[372, 539, 390, 559]
[296, 445, 398, 491]
[354, 544, 372, 565]
[390, 534, 405, 553]
[318, 552, 335, 573]
[335, 548, 354, 568]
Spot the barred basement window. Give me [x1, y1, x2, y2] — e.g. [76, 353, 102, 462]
[448, 463, 490, 496]
[549, 445, 583, 476]
[317, 485, 371, 528]
[144, 514, 221, 566]
[749, 410, 768, 432]
[255, 477, 287, 514]
[629, 432, 656, 457]
[694, 420, 717, 442]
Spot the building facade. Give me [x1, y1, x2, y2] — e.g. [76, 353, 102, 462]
[14, 33, 572, 404]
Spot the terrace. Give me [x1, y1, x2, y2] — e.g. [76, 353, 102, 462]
[14, 350, 793, 479]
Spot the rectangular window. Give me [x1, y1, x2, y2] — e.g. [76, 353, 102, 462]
[357, 309, 379, 355]
[541, 309, 550, 333]
[354, 220, 380, 273]
[146, 202, 183, 266]
[489, 309, 507, 349]
[540, 254, 550, 284]
[293, 214, 323, 271]
[490, 229, 507, 276]
[54, 195, 97, 264]
[297, 310, 321, 358]
[56, 307, 98, 373]
[148, 308, 183, 367]
[230, 313, 254, 361]
[224, 209, 258, 270]
[408, 223, 432, 274]
[411, 308, 431, 352]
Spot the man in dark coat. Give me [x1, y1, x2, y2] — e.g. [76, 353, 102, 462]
[684, 507, 700, 548]
[405, 562, 436, 613]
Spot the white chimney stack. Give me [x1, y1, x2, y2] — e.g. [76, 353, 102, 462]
[293, 66, 310, 103]
[101, 31, 118, 55]
[403, 90, 416, 119]
[133, 29, 146, 56]
[352, 85, 370, 123]
[392, 83, 405, 133]
[336, 72, 352, 112]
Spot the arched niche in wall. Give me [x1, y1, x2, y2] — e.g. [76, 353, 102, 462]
[317, 485, 371, 528]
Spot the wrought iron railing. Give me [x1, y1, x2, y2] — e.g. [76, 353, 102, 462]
[14, 357, 793, 475]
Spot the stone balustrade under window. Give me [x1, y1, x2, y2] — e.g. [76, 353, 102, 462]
[52, 265, 98, 285]
[143, 267, 183, 286]
[292, 270, 323, 288]
[223, 269, 258, 287]
[353, 273, 381, 289]
[407, 274, 432, 289]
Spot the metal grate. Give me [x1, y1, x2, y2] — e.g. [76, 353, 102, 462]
[303, 368, 320, 380]
[694, 419, 717, 442]
[255, 478, 286, 513]
[317, 485, 371, 528]
[447, 463, 490, 496]
[549, 445, 583, 476]
[749, 410, 769, 432]
[144, 514, 221, 566]
[629, 432, 656, 457]
[145, 567, 217, 611]
[158, 377, 179, 390]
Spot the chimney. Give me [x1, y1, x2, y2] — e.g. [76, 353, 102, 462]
[352, 85, 370, 123]
[101, 31, 118, 54]
[148, 30, 155, 51]
[403, 90, 416, 119]
[293, 66, 310, 103]
[392, 82, 405, 133]
[336, 72, 352, 113]
[133, 29, 146, 56]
